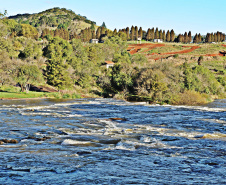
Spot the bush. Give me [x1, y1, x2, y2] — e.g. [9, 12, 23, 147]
[172, 90, 209, 105]
[173, 54, 179, 58]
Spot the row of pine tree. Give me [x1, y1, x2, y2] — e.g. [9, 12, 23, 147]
[39, 24, 225, 44]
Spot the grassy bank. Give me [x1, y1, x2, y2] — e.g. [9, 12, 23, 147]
[0, 85, 83, 100]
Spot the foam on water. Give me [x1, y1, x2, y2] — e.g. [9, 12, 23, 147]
[61, 139, 95, 146]
[0, 98, 226, 184]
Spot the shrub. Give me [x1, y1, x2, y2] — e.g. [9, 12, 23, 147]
[172, 90, 209, 105]
[173, 54, 179, 58]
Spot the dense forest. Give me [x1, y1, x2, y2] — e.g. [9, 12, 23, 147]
[1, 8, 226, 105]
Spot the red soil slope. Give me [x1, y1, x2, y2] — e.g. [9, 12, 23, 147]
[128, 44, 225, 60]
[128, 43, 165, 55]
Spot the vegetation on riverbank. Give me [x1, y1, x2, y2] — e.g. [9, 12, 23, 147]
[0, 8, 226, 105]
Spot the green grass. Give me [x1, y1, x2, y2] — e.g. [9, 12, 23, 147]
[189, 44, 226, 55]
[0, 91, 83, 99]
[0, 91, 51, 99]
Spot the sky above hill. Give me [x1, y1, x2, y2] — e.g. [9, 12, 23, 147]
[1, 0, 226, 35]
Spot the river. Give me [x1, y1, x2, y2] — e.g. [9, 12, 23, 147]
[0, 98, 225, 184]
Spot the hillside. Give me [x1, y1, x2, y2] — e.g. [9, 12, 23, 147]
[8, 7, 97, 35]
[1, 8, 226, 105]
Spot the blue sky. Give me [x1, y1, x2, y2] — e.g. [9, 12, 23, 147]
[1, 0, 225, 35]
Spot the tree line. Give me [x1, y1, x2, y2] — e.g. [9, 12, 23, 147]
[77, 25, 225, 44]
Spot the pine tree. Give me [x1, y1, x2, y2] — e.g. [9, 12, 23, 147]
[92, 30, 96, 39]
[170, 29, 175, 42]
[178, 34, 184, 43]
[135, 26, 138, 40]
[214, 33, 217, 42]
[166, 30, 170, 42]
[138, 27, 143, 39]
[131, 26, 135, 41]
[126, 27, 130, 40]
[205, 33, 211, 43]
[184, 32, 188, 43]
[146, 28, 151, 41]
[193, 34, 198, 43]
[150, 28, 155, 40]
[162, 30, 166, 41]
[101, 22, 107, 28]
[113, 28, 117, 36]
[155, 27, 159, 39]
[96, 27, 101, 40]
[188, 31, 192, 43]
[217, 32, 221, 42]
[101, 26, 105, 36]
[159, 29, 163, 40]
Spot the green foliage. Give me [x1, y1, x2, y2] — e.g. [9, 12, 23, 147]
[19, 39, 42, 59]
[183, 63, 223, 95]
[44, 37, 72, 89]
[0, 37, 18, 57]
[44, 37, 72, 60]
[8, 7, 96, 38]
[173, 54, 179, 58]
[16, 64, 44, 92]
[101, 22, 107, 28]
[18, 24, 38, 39]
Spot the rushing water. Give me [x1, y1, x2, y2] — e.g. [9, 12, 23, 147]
[0, 98, 225, 184]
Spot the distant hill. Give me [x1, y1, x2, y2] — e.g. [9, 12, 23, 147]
[8, 7, 97, 34]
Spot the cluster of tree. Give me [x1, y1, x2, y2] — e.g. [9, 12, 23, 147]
[41, 28, 69, 40]
[193, 33, 202, 43]
[113, 26, 226, 44]
[0, 17, 38, 39]
[205, 32, 226, 43]
[175, 32, 192, 43]
[8, 7, 96, 29]
[110, 26, 191, 43]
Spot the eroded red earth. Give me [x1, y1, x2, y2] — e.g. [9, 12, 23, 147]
[127, 43, 225, 60]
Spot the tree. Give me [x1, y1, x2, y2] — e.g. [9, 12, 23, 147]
[178, 34, 184, 43]
[101, 26, 106, 36]
[18, 24, 39, 39]
[188, 31, 192, 43]
[101, 22, 107, 28]
[126, 27, 130, 40]
[162, 30, 166, 41]
[184, 32, 188, 43]
[214, 33, 217, 42]
[166, 30, 170, 42]
[19, 39, 42, 59]
[44, 37, 73, 89]
[134, 26, 138, 40]
[138, 27, 143, 39]
[198, 33, 202, 43]
[170, 29, 175, 42]
[193, 34, 198, 43]
[146, 28, 151, 41]
[159, 29, 163, 40]
[130, 26, 135, 41]
[96, 27, 101, 40]
[150, 28, 155, 40]
[155, 27, 159, 39]
[113, 28, 117, 36]
[205, 33, 211, 43]
[16, 64, 43, 92]
[0, 10, 7, 19]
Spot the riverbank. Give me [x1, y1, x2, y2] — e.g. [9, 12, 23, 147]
[0, 90, 217, 106]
